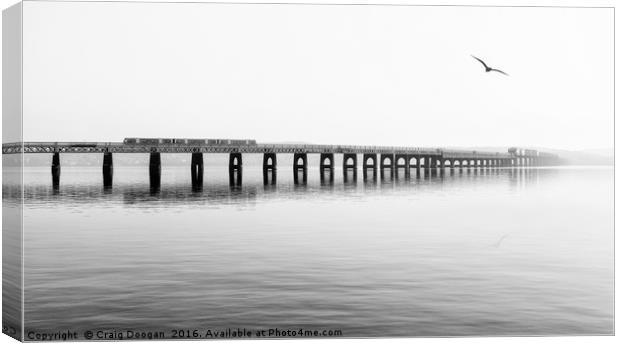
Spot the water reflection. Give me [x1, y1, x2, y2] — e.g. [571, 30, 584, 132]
[3, 168, 559, 208]
[14, 166, 613, 337]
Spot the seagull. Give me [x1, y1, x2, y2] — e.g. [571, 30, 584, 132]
[490, 234, 510, 248]
[471, 55, 509, 76]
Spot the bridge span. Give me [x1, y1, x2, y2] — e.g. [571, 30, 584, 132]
[2, 141, 559, 188]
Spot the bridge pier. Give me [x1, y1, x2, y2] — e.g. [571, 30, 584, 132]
[343, 153, 357, 182]
[51, 152, 61, 189]
[395, 154, 409, 178]
[363, 153, 377, 181]
[229, 153, 242, 187]
[191, 152, 204, 189]
[380, 154, 395, 179]
[424, 156, 432, 171]
[149, 152, 161, 190]
[103, 152, 113, 188]
[263, 153, 277, 185]
[430, 157, 439, 176]
[293, 153, 308, 184]
[320, 153, 334, 182]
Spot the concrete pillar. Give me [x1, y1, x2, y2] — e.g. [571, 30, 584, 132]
[363, 153, 377, 181]
[293, 153, 308, 184]
[149, 152, 161, 190]
[425, 156, 433, 170]
[430, 157, 439, 176]
[51, 152, 61, 189]
[229, 152, 242, 186]
[410, 156, 421, 176]
[103, 152, 113, 188]
[320, 153, 334, 182]
[263, 153, 277, 185]
[191, 152, 204, 188]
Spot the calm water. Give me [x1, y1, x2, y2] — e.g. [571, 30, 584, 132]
[3, 157, 614, 338]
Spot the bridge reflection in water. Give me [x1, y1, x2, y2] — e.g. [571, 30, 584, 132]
[3, 168, 554, 208]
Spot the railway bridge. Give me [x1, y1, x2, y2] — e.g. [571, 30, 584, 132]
[2, 141, 559, 188]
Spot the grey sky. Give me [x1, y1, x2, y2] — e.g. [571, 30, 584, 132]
[21, 1, 613, 150]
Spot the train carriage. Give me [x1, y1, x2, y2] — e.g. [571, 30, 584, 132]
[124, 138, 257, 146]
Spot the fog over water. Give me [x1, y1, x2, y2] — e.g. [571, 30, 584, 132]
[2, 157, 613, 338]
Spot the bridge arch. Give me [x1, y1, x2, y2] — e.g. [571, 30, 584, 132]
[344, 156, 355, 166]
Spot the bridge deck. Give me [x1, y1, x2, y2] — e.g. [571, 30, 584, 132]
[2, 142, 516, 159]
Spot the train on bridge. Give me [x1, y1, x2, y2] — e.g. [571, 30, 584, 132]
[123, 137, 257, 146]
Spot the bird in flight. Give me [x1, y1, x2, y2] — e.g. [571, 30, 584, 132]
[490, 234, 510, 248]
[471, 55, 509, 76]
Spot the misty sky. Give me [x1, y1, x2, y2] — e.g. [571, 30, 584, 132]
[21, 1, 613, 150]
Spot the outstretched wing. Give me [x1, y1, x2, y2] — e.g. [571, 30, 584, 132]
[471, 55, 488, 69]
[490, 68, 509, 76]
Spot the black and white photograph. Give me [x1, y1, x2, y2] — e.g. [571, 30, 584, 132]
[1, 0, 616, 341]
